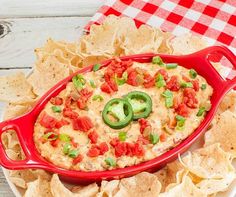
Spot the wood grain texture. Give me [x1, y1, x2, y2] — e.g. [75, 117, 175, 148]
[0, 0, 104, 18]
[0, 17, 90, 68]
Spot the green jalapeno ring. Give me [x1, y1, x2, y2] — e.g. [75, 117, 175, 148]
[102, 98, 133, 129]
[124, 91, 152, 120]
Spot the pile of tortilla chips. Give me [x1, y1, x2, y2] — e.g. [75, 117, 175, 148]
[0, 15, 235, 197]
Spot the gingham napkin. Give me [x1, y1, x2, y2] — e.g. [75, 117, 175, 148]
[85, 0, 236, 80]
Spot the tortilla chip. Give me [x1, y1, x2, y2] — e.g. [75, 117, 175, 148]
[0, 72, 35, 104]
[157, 31, 173, 54]
[96, 180, 120, 197]
[70, 183, 99, 196]
[24, 177, 53, 197]
[204, 111, 236, 157]
[159, 176, 207, 197]
[170, 34, 207, 55]
[196, 172, 236, 195]
[50, 174, 98, 197]
[114, 172, 161, 197]
[28, 55, 71, 96]
[180, 144, 234, 179]
[121, 25, 163, 55]
[218, 91, 236, 113]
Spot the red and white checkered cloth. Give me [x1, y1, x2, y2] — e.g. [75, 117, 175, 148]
[84, 0, 236, 79]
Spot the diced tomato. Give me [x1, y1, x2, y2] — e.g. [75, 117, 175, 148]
[50, 139, 60, 147]
[63, 108, 78, 119]
[166, 76, 180, 91]
[155, 69, 168, 81]
[87, 146, 100, 157]
[173, 96, 182, 109]
[182, 75, 191, 82]
[138, 118, 151, 134]
[50, 97, 63, 105]
[132, 142, 145, 157]
[72, 154, 83, 165]
[126, 68, 139, 86]
[114, 142, 127, 157]
[99, 142, 109, 155]
[110, 138, 120, 147]
[100, 82, 113, 94]
[137, 135, 150, 145]
[183, 88, 198, 108]
[72, 116, 94, 132]
[70, 137, 78, 148]
[88, 130, 98, 144]
[39, 112, 58, 129]
[192, 80, 200, 92]
[55, 119, 70, 129]
[79, 88, 93, 100]
[175, 103, 189, 117]
[160, 133, 167, 142]
[77, 98, 87, 110]
[143, 73, 155, 88]
[65, 96, 73, 108]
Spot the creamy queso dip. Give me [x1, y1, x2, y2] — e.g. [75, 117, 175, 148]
[34, 57, 213, 171]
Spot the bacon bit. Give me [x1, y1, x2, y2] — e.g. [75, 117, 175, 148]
[192, 80, 200, 92]
[71, 137, 78, 148]
[39, 112, 58, 129]
[137, 135, 150, 145]
[72, 154, 83, 165]
[50, 97, 63, 105]
[143, 73, 155, 88]
[183, 88, 198, 108]
[72, 116, 94, 132]
[62, 108, 78, 119]
[138, 118, 151, 134]
[88, 130, 98, 144]
[166, 76, 180, 91]
[99, 142, 109, 154]
[175, 103, 189, 117]
[87, 145, 100, 157]
[55, 119, 70, 129]
[182, 75, 191, 82]
[168, 117, 177, 129]
[160, 133, 167, 142]
[155, 69, 169, 81]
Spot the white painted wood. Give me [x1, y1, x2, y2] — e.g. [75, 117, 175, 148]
[0, 0, 105, 18]
[0, 17, 90, 68]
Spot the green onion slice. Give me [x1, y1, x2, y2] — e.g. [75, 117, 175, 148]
[180, 82, 193, 88]
[68, 149, 80, 158]
[162, 90, 173, 108]
[51, 106, 61, 113]
[90, 80, 97, 88]
[152, 56, 164, 66]
[42, 132, 58, 141]
[105, 157, 116, 167]
[175, 115, 186, 130]
[92, 95, 104, 101]
[59, 133, 71, 142]
[72, 74, 86, 89]
[189, 69, 197, 79]
[149, 133, 159, 144]
[201, 84, 207, 90]
[93, 64, 101, 72]
[118, 131, 127, 141]
[63, 143, 72, 155]
[197, 107, 206, 116]
[166, 63, 178, 69]
[155, 74, 166, 88]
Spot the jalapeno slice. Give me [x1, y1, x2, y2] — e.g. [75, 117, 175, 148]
[102, 98, 133, 129]
[125, 91, 152, 120]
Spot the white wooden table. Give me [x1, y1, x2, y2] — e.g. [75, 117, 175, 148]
[0, 1, 104, 196]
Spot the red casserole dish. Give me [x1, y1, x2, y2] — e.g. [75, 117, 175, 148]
[0, 46, 236, 184]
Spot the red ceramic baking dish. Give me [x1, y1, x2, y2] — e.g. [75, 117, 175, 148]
[0, 45, 235, 184]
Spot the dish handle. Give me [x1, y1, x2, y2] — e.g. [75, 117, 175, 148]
[0, 115, 42, 170]
[196, 45, 236, 91]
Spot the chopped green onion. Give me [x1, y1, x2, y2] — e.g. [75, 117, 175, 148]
[176, 115, 186, 130]
[152, 56, 164, 66]
[180, 82, 193, 88]
[189, 69, 197, 79]
[93, 64, 101, 72]
[197, 107, 206, 117]
[115, 72, 128, 86]
[105, 157, 116, 167]
[68, 149, 80, 158]
[201, 84, 207, 90]
[59, 134, 71, 142]
[155, 74, 166, 88]
[42, 132, 58, 141]
[149, 133, 159, 144]
[90, 80, 97, 88]
[162, 90, 173, 108]
[63, 143, 72, 155]
[118, 131, 127, 141]
[51, 106, 61, 113]
[92, 95, 104, 101]
[72, 74, 86, 89]
[166, 63, 178, 69]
